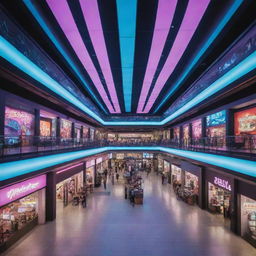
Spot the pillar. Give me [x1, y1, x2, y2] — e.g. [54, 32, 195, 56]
[0, 91, 6, 136]
[231, 178, 239, 234]
[46, 172, 56, 221]
[37, 188, 46, 224]
[199, 167, 206, 209]
[71, 122, 75, 138]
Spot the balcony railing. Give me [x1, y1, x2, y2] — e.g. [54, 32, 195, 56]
[0, 135, 255, 160]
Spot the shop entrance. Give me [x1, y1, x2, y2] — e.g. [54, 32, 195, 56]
[56, 172, 84, 208]
[208, 182, 231, 219]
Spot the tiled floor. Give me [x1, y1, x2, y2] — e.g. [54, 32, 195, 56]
[4, 172, 256, 256]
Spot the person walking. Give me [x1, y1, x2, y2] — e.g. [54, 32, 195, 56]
[116, 172, 119, 182]
[162, 173, 165, 185]
[103, 176, 107, 190]
[111, 172, 115, 185]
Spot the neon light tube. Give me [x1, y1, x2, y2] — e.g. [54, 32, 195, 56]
[1, 36, 255, 126]
[23, 0, 108, 114]
[0, 36, 105, 124]
[137, 0, 177, 113]
[154, 0, 244, 113]
[143, 0, 210, 113]
[46, 0, 116, 113]
[80, 0, 121, 113]
[0, 146, 255, 181]
[116, 0, 137, 112]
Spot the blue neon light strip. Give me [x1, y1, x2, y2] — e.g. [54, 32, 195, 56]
[23, 0, 107, 114]
[0, 36, 255, 126]
[0, 36, 105, 124]
[116, 0, 137, 112]
[0, 147, 255, 181]
[154, 0, 244, 113]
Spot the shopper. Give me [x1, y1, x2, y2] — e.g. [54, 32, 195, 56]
[103, 176, 107, 190]
[162, 173, 165, 185]
[116, 173, 120, 182]
[111, 173, 115, 185]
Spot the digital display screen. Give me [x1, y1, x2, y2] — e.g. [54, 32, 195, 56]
[206, 110, 226, 127]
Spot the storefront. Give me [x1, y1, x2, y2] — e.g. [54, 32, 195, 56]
[207, 174, 232, 219]
[74, 124, 82, 142]
[158, 157, 164, 173]
[240, 195, 256, 246]
[234, 106, 256, 150]
[183, 124, 190, 145]
[86, 159, 95, 185]
[60, 119, 72, 139]
[39, 110, 57, 137]
[163, 160, 171, 183]
[173, 127, 180, 142]
[56, 171, 84, 206]
[0, 175, 46, 251]
[171, 164, 182, 184]
[206, 110, 226, 146]
[191, 119, 202, 140]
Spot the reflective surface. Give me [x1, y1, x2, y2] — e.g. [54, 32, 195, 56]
[4, 173, 255, 256]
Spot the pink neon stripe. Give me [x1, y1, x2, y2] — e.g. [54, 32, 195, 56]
[143, 0, 211, 113]
[56, 163, 83, 174]
[46, 0, 116, 113]
[137, 0, 177, 113]
[80, 0, 120, 113]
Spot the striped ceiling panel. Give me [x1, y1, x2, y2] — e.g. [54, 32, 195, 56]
[22, 0, 246, 115]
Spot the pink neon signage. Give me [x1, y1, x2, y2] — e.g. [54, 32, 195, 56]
[46, 0, 116, 113]
[213, 177, 231, 191]
[0, 175, 46, 207]
[137, 0, 177, 113]
[142, 0, 210, 113]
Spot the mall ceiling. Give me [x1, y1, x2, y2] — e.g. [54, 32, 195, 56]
[1, 0, 255, 117]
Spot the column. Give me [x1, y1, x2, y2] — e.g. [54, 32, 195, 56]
[198, 167, 206, 209]
[93, 160, 97, 187]
[46, 172, 56, 221]
[37, 188, 46, 224]
[56, 117, 61, 145]
[231, 178, 239, 234]
[226, 109, 234, 149]
[0, 91, 6, 136]
[71, 122, 75, 138]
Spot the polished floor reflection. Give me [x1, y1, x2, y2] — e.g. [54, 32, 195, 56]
[4, 173, 256, 256]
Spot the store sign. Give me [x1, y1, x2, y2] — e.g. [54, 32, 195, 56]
[86, 159, 95, 168]
[0, 175, 46, 207]
[96, 157, 103, 164]
[214, 177, 231, 191]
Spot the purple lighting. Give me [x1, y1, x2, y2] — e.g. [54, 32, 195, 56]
[80, 0, 120, 113]
[137, 0, 177, 113]
[0, 175, 46, 207]
[143, 0, 210, 113]
[46, 0, 116, 113]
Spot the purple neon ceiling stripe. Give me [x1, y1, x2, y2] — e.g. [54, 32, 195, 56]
[46, 0, 116, 113]
[79, 0, 121, 113]
[143, 0, 211, 113]
[136, 0, 177, 113]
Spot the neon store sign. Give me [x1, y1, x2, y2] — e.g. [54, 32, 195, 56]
[214, 176, 231, 191]
[0, 175, 46, 207]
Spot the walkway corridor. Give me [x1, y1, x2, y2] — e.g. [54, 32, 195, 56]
[4, 173, 255, 256]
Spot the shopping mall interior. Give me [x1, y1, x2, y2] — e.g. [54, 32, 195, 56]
[0, 0, 256, 255]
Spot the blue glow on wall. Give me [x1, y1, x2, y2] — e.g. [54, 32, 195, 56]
[23, 0, 107, 114]
[1, 35, 255, 126]
[154, 0, 244, 113]
[116, 0, 137, 112]
[0, 146, 255, 181]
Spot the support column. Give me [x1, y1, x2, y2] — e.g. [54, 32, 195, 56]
[231, 178, 239, 234]
[37, 188, 46, 224]
[0, 91, 6, 136]
[71, 122, 75, 138]
[199, 167, 206, 209]
[46, 172, 56, 221]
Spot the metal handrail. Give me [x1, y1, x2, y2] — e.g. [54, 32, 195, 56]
[0, 135, 255, 159]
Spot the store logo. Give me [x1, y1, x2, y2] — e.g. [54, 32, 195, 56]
[7, 182, 40, 200]
[214, 177, 231, 191]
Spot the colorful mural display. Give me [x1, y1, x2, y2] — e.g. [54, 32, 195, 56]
[40, 119, 52, 137]
[206, 110, 226, 127]
[4, 106, 34, 136]
[60, 119, 72, 138]
[234, 107, 256, 135]
[191, 119, 202, 139]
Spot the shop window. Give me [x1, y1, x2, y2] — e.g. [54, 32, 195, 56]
[4, 106, 34, 137]
[241, 195, 256, 245]
[191, 119, 202, 139]
[0, 192, 39, 244]
[60, 119, 72, 139]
